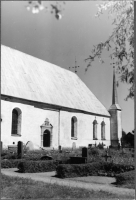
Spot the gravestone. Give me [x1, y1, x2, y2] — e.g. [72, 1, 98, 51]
[8, 145, 17, 153]
[26, 141, 34, 151]
[132, 153, 134, 158]
[59, 145, 62, 153]
[82, 147, 88, 158]
[70, 156, 87, 164]
[118, 143, 120, 150]
[72, 142, 76, 150]
[41, 155, 53, 160]
[17, 141, 23, 159]
[1, 141, 2, 153]
[88, 144, 92, 148]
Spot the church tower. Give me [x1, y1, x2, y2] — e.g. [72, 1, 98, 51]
[109, 66, 122, 147]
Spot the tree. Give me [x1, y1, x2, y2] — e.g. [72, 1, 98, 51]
[85, 1, 134, 100]
[121, 129, 134, 147]
[25, 1, 65, 20]
[25, 1, 134, 100]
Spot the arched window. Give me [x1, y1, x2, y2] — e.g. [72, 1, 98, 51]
[101, 121, 105, 140]
[93, 119, 97, 140]
[71, 116, 77, 139]
[11, 108, 22, 136]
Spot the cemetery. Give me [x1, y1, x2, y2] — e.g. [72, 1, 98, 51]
[1, 141, 135, 190]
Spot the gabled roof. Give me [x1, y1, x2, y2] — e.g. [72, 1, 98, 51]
[1, 45, 110, 117]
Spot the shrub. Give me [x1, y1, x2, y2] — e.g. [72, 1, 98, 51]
[97, 143, 105, 149]
[18, 160, 58, 173]
[1, 159, 24, 168]
[1, 149, 9, 157]
[56, 161, 135, 178]
[2, 153, 18, 160]
[1, 160, 12, 168]
[23, 154, 42, 161]
[88, 148, 100, 156]
[115, 170, 135, 188]
[56, 162, 103, 178]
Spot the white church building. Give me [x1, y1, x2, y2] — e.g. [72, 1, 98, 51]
[1, 45, 122, 149]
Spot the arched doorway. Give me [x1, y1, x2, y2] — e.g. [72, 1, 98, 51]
[43, 130, 50, 147]
[40, 118, 53, 148]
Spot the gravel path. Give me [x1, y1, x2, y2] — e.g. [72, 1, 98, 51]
[1, 168, 135, 198]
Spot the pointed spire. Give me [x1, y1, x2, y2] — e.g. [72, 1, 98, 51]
[112, 66, 118, 104]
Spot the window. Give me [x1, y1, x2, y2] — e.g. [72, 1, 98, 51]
[93, 119, 97, 140]
[11, 108, 22, 136]
[101, 121, 105, 140]
[71, 116, 77, 139]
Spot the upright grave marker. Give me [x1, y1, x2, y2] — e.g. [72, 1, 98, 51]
[72, 142, 76, 150]
[59, 145, 62, 153]
[82, 147, 88, 158]
[17, 141, 23, 159]
[1, 141, 2, 153]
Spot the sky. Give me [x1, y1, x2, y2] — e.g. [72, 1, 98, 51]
[1, 1, 134, 133]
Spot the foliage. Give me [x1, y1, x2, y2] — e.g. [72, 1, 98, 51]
[97, 142, 105, 149]
[88, 147, 100, 156]
[115, 170, 135, 189]
[1, 148, 134, 170]
[18, 160, 58, 173]
[56, 162, 101, 178]
[108, 148, 134, 166]
[25, 1, 65, 20]
[56, 161, 134, 178]
[85, 1, 134, 100]
[1, 152, 18, 160]
[121, 132, 134, 147]
[1, 159, 25, 168]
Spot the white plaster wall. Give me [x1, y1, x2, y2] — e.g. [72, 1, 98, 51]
[1, 99, 111, 149]
[59, 111, 111, 148]
[117, 110, 122, 144]
[1, 100, 59, 149]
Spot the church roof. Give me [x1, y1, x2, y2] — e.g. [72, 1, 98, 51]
[1, 45, 110, 117]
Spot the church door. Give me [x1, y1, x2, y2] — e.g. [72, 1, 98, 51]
[43, 130, 50, 147]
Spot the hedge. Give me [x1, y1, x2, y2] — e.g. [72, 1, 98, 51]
[115, 170, 135, 184]
[56, 161, 135, 178]
[1, 159, 25, 168]
[1, 153, 18, 160]
[17, 160, 58, 173]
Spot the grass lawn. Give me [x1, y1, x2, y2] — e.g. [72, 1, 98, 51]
[1, 174, 134, 200]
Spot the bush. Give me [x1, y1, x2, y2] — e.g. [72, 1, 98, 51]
[56, 161, 135, 178]
[1, 159, 24, 168]
[115, 170, 135, 184]
[56, 162, 103, 178]
[2, 153, 18, 160]
[88, 148, 100, 156]
[1, 149, 9, 157]
[23, 154, 42, 161]
[18, 160, 58, 173]
[115, 170, 135, 189]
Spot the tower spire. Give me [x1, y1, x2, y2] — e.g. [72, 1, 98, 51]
[112, 66, 118, 105]
[109, 59, 122, 147]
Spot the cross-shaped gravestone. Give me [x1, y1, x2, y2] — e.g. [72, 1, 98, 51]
[102, 150, 111, 162]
